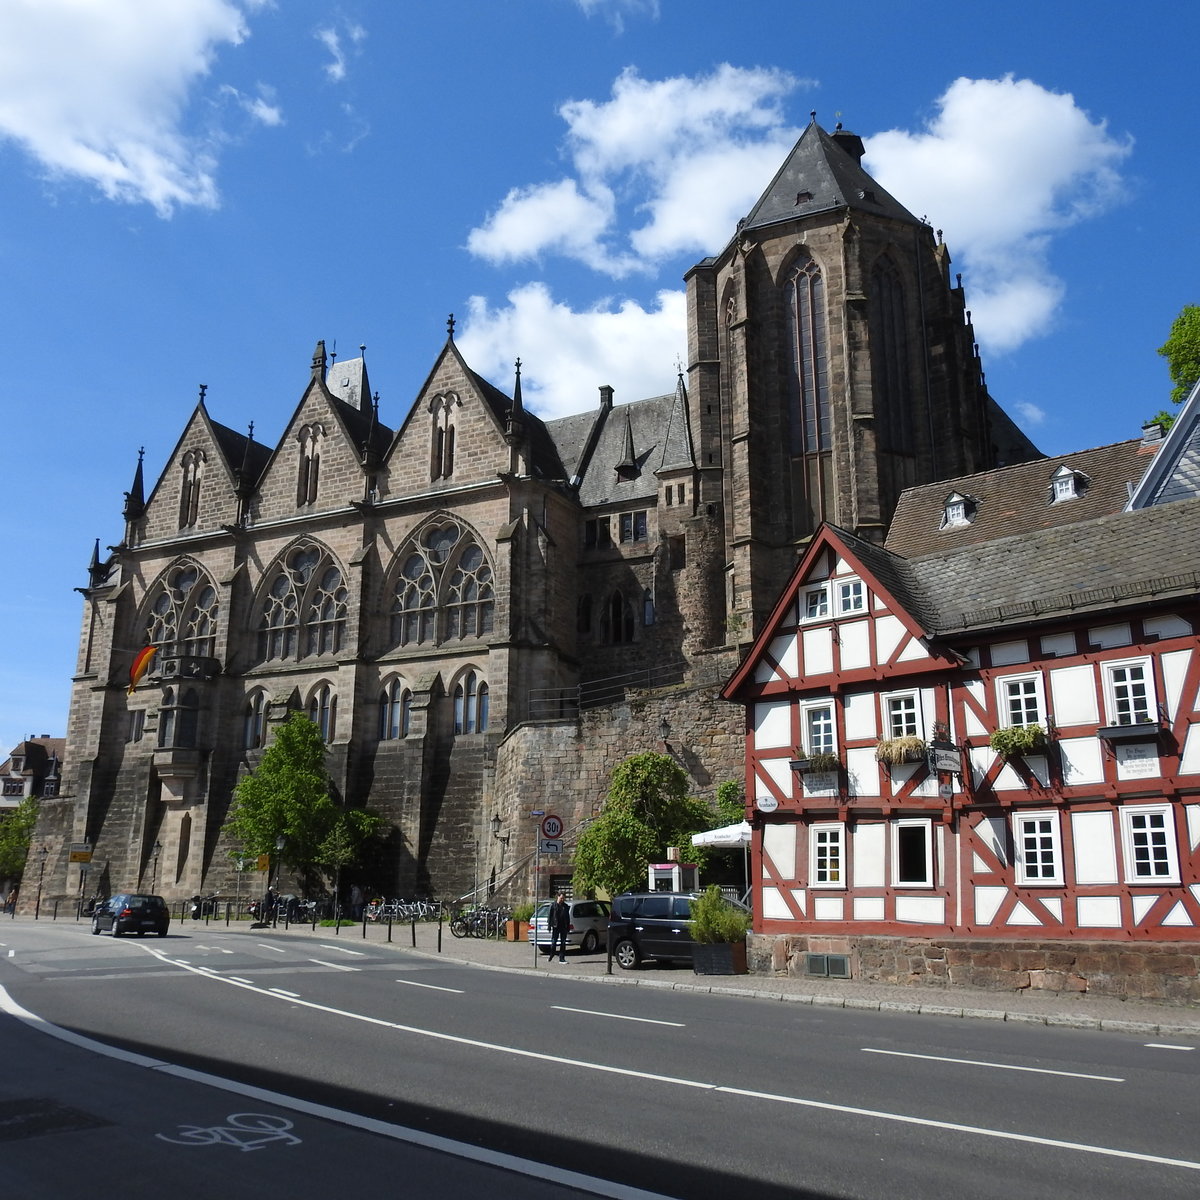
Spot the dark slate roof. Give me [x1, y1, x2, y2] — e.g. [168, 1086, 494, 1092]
[467, 368, 569, 482]
[885, 438, 1158, 558]
[545, 388, 694, 508]
[905, 498, 1200, 636]
[210, 419, 272, 483]
[825, 525, 940, 632]
[741, 121, 920, 234]
[1128, 377, 1200, 508]
[326, 356, 372, 415]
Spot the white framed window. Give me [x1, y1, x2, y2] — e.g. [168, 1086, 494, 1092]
[1012, 811, 1063, 885]
[1119, 804, 1179, 883]
[801, 583, 829, 621]
[997, 673, 1044, 728]
[884, 692, 921, 739]
[835, 578, 866, 615]
[1103, 658, 1156, 726]
[891, 819, 933, 887]
[810, 823, 844, 887]
[800, 699, 836, 757]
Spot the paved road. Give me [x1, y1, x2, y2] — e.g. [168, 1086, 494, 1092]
[2, 918, 1197, 1199]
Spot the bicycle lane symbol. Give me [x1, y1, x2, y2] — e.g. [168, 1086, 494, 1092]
[156, 1112, 302, 1152]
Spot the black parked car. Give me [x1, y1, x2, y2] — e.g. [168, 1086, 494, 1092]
[607, 891, 749, 969]
[91, 893, 170, 938]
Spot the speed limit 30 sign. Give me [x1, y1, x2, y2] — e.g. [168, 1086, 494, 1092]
[540, 813, 564, 839]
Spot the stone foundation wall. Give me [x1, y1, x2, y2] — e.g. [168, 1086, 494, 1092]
[752, 932, 1200, 1007]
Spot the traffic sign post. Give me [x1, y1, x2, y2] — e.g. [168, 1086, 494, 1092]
[538, 838, 563, 855]
[540, 813, 563, 839]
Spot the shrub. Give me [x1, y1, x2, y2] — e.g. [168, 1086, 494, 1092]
[690, 885, 752, 944]
[874, 736, 928, 764]
[511, 902, 536, 924]
[989, 724, 1046, 757]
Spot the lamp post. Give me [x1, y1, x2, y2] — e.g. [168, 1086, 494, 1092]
[659, 717, 671, 747]
[151, 840, 162, 892]
[272, 835, 284, 925]
[34, 846, 48, 920]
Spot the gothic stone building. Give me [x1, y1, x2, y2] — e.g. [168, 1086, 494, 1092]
[29, 119, 1038, 909]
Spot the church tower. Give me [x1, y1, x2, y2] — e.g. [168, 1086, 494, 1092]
[685, 117, 1039, 641]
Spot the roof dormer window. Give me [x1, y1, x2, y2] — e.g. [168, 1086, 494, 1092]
[940, 492, 976, 529]
[1050, 465, 1087, 503]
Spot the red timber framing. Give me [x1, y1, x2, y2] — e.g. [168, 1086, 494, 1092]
[723, 525, 1200, 944]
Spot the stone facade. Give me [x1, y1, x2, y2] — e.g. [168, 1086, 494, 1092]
[26, 120, 1034, 913]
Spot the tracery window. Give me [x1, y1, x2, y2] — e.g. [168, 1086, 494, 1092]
[430, 393, 458, 480]
[144, 563, 219, 658]
[389, 521, 496, 647]
[379, 679, 412, 740]
[601, 591, 635, 644]
[244, 691, 266, 750]
[308, 683, 337, 742]
[159, 687, 199, 749]
[784, 255, 830, 455]
[869, 256, 913, 455]
[453, 671, 489, 734]
[257, 545, 346, 662]
[178, 450, 205, 529]
[296, 424, 324, 506]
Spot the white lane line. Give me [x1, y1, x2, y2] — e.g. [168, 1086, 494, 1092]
[319, 945, 366, 956]
[99, 946, 1200, 1175]
[395, 979, 464, 994]
[269, 988, 301, 998]
[552, 1006, 685, 1028]
[1145, 1043, 1195, 1051]
[7, 950, 13, 958]
[257, 944, 286, 954]
[229, 977, 254, 985]
[310, 959, 361, 973]
[861, 1047, 1123, 1082]
[0, 986, 668, 1200]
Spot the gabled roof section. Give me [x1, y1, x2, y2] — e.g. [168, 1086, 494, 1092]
[1126, 376, 1200, 508]
[658, 373, 695, 473]
[907, 496, 1200, 636]
[722, 524, 938, 700]
[741, 119, 920, 234]
[886, 438, 1153, 557]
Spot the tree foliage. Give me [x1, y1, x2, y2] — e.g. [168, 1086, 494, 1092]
[225, 713, 378, 884]
[572, 752, 714, 897]
[1158, 304, 1200, 406]
[715, 779, 745, 825]
[0, 797, 38, 879]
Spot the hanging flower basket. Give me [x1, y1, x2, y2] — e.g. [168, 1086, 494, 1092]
[874, 736, 928, 765]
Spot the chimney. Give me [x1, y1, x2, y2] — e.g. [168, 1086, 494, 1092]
[1141, 420, 1166, 445]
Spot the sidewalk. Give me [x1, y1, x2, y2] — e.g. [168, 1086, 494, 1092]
[209, 913, 1200, 1039]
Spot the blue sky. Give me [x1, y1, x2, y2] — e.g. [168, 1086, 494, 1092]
[1, 0, 1197, 752]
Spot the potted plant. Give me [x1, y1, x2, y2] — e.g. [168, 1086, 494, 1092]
[988, 724, 1046, 757]
[789, 749, 840, 773]
[690, 885, 752, 976]
[507, 901, 535, 942]
[874, 735, 928, 765]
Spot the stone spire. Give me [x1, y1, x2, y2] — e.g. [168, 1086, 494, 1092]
[122, 447, 146, 522]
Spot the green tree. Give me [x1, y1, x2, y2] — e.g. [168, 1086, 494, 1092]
[715, 779, 745, 825]
[572, 752, 714, 896]
[1157, 304, 1200, 406]
[0, 796, 38, 879]
[225, 713, 341, 886]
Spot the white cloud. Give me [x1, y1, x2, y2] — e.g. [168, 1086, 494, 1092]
[459, 283, 687, 420]
[1015, 401, 1048, 426]
[315, 22, 365, 83]
[571, 0, 660, 35]
[0, 0, 264, 215]
[221, 83, 283, 127]
[865, 76, 1132, 352]
[468, 64, 805, 276]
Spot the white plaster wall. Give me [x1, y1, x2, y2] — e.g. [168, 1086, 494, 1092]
[1076, 895, 1122, 927]
[1161, 649, 1192, 719]
[1050, 665, 1099, 726]
[753, 700, 791, 748]
[753, 632, 798, 683]
[845, 746, 879, 797]
[895, 895, 944, 923]
[839, 620, 870, 669]
[991, 640, 1029, 666]
[874, 614, 905, 662]
[1040, 632, 1076, 657]
[1058, 737, 1104, 785]
[1071, 810, 1118, 884]
[853, 822, 886, 887]
[843, 691, 877, 740]
[802, 627, 833, 675]
[762, 823, 797, 879]
[1088, 623, 1132, 649]
[1145, 614, 1192, 639]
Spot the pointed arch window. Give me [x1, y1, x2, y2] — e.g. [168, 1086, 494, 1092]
[393, 551, 437, 645]
[243, 691, 267, 749]
[379, 680, 413, 740]
[869, 256, 913, 455]
[308, 683, 337, 742]
[431, 393, 458, 480]
[179, 450, 205, 529]
[784, 256, 830, 455]
[159, 687, 199, 748]
[453, 671, 489, 734]
[258, 545, 346, 662]
[296, 424, 324, 506]
[145, 563, 219, 658]
[445, 542, 494, 640]
[601, 591, 635, 644]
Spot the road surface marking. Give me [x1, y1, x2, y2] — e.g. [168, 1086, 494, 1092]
[310, 959, 361, 972]
[552, 1006, 685, 1028]
[61, 951, 1200, 1177]
[268, 988, 301, 998]
[0, 986, 670, 1200]
[1144, 1043, 1195, 1051]
[861, 1047, 1123, 1082]
[257, 944, 286, 954]
[319, 945, 366, 956]
[395, 979, 464, 993]
[229, 977, 254, 984]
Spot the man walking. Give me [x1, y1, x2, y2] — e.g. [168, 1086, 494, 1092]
[548, 892, 571, 962]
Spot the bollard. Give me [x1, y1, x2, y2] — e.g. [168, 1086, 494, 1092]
[387, 913, 392, 943]
[53, 901, 59, 920]
[437, 909, 442, 953]
[225, 902, 231, 927]
[411, 915, 417, 948]
[361, 912, 367, 939]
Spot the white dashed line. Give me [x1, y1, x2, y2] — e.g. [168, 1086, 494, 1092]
[551, 1006, 685, 1028]
[861, 1048, 1123, 1082]
[395, 979, 464, 994]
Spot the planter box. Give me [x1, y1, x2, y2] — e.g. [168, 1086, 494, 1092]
[505, 920, 530, 942]
[692, 941, 748, 976]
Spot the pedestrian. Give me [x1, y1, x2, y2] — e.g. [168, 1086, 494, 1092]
[350, 883, 364, 920]
[4, 887, 16, 914]
[548, 892, 571, 962]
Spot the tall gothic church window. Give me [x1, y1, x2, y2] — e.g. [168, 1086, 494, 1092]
[159, 687, 199, 748]
[869, 256, 913, 455]
[393, 551, 437, 645]
[308, 683, 337, 742]
[243, 691, 266, 749]
[444, 543, 494, 640]
[601, 591, 635, 644]
[379, 680, 412, 740]
[430, 393, 458, 480]
[257, 544, 346, 662]
[784, 256, 830, 455]
[453, 671, 488, 734]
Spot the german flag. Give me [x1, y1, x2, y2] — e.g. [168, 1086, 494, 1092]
[128, 646, 157, 694]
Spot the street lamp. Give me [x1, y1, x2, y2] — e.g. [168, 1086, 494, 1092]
[272, 835, 285, 925]
[34, 846, 48, 920]
[490, 814, 509, 845]
[151, 840, 162, 892]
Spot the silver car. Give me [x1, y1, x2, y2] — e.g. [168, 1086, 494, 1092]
[528, 898, 611, 955]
